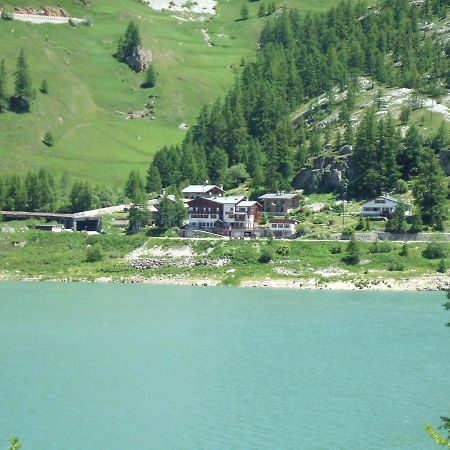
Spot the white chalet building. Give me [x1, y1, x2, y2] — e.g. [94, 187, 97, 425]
[182, 184, 225, 200]
[361, 196, 412, 218]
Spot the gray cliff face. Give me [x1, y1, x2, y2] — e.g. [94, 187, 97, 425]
[293, 145, 352, 193]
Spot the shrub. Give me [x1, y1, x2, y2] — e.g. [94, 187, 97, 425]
[258, 246, 273, 263]
[43, 131, 54, 147]
[276, 242, 290, 256]
[387, 257, 405, 271]
[422, 241, 448, 259]
[86, 244, 103, 262]
[330, 245, 342, 254]
[1, 10, 13, 20]
[399, 242, 408, 257]
[369, 240, 393, 254]
[343, 236, 360, 265]
[437, 259, 447, 273]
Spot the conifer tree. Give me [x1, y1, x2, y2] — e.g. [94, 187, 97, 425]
[258, 3, 266, 17]
[10, 50, 34, 113]
[116, 21, 141, 63]
[124, 170, 145, 202]
[146, 164, 162, 194]
[240, 2, 249, 20]
[412, 153, 448, 230]
[142, 64, 156, 88]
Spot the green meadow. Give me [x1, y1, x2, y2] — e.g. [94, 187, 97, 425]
[0, 0, 342, 187]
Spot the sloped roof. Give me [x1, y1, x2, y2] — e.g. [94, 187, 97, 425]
[211, 195, 245, 204]
[258, 192, 299, 200]
[237, 200, 261, 207]
[182, 184, 224, 194]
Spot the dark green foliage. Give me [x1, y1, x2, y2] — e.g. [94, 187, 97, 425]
[412, 153, 448, 230]
[399, 106, 410, 125]
[224, 163, 249, 189]
[343, 236, 360, 265]
[258, 3, 266, 17]
[239, 2, 249, 20]
[399, 242, 408, 257]
[422, 240, 448, 259]
[10, 50, 35, 113]
[86, 244, 103, 262]
[39, 79, 48, 94]
[0, 59, 8, 112]
[43, 131, 54, 147]
[409, 210, 424, 233]
[141, 64, 156, 88]
[386, 256, 405, 272]
[70, 181, 93, 213]
[146, 164, 162, 194]
[369, 240, 393, 254]
[275, 242, 289, 256]
[127, 197, 151, 233]
[156, 196, 186, 229]
[147, 0, 450, 196]
[124, 170, 145, 202]
[437, 258, 447, 273]
[385, 203, 408, 234]
[116, 21, 141, 64]
[258, 245, 273, 263]
[330, 245, 342, 254]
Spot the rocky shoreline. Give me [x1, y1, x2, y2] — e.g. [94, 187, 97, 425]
[1, 272, 449, 291]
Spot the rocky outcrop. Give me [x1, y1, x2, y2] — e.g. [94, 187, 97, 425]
[293, 145, 352, 193]
[125, 48, 152, 72]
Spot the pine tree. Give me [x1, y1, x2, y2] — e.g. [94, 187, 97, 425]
[240, 2, 249, 20]
[146, 164, 162, 194]
[0, 59, 8, 112]
[142, 64, 156, 88]
[258, 3, 266, 17]
[124, 170, 145, 202]
[116, 21, 141, 63]
[40, 79, 48, 94]
[10, 50, 35, 113]
[412, 153, 448, 230]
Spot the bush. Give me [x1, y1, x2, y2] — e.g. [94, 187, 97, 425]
[437, 259, 447, 273]
[86, 244, 103, 262]
[1, 10, 13, 20]
[399, 242, 408, 257]
[343, 236, 360, 265]
[276, 242, 290, 256]
[43, 131, 54, 147]
[422, 241, 448, 259]
[258, 246, 273, 263]
[387, 256, 405, 272]
[369, 240, 393, 254]
[330, 245, 342, 254]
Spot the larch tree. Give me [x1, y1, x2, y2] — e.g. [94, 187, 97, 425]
[10, 50, 34, 113]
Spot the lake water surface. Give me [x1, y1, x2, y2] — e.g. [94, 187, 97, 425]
[0, 282, 449, 449]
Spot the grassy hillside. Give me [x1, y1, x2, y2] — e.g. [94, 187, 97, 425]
[0, 0, 341, 187]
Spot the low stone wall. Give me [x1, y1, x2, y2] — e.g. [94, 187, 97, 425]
[130, 257, 229, 269]
[11, 13, 86, 24]
[341, 232, 450, 242]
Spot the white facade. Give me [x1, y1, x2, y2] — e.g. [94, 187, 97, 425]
[361, 196, 411, 217]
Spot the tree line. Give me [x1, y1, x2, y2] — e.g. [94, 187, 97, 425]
[0, 169, 123, 214]
[146, 0, 450, 201]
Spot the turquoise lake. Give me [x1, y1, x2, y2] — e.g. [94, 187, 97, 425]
[0, 282, 449, 449]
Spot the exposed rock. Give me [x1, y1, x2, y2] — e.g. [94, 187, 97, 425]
[130, 257, 230, 269]
[293, 145, 351, 193]
[125, 48, 152, 72]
